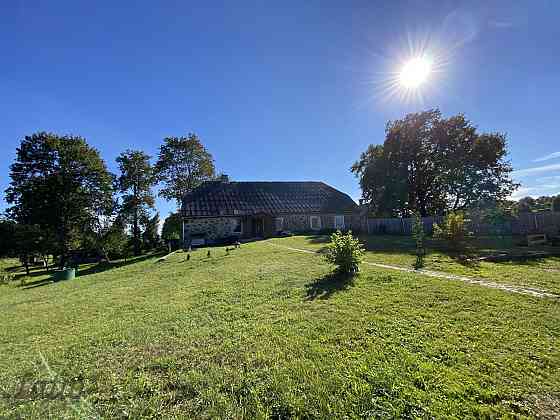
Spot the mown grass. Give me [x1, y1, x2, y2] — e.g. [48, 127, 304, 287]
[273, 235, 560, 295]
[0, 239, 559, 418]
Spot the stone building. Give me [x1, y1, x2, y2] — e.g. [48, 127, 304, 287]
[181, 177, 360, 244]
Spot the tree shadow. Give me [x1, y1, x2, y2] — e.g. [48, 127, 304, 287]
[306, 235, 331, 244]
[76, 252, 165, 277]
[305, 271, 355, 301]
[16, 251, 166, 290]
[22, 278, 54, 290]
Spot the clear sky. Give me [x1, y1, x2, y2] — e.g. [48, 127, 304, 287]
[1, 1, 559, 220]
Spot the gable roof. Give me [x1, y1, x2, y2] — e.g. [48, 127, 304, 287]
[182, 181, 357, 218]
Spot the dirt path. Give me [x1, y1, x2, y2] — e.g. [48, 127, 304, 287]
[268, 243, 560, 300]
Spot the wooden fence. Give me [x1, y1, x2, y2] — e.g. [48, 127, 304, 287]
[366, 212, 560, 236]
[366, 216, 443, 235]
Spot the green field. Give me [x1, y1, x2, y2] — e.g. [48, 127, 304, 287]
[272, 235, 560, 296]
[1, 237, 559, 418]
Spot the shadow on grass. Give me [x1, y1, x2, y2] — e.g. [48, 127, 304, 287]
[306, 235, 331, 244]
[77, 252, 165, 277]
[18, 251, 166, 290]
[22, 278, 54, 290]
[305, 271, 355, 301]
[300, 234, 559, 269]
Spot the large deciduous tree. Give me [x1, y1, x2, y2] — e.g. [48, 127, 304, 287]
[155, 134, 216, 206]
[351, 109, 518, 217]
[6, 132, 114, 267]
[116, 150, 155, 256]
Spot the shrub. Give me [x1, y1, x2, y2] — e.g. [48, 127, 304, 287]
[323, 230, 364, 275]
[434, 212, 472, 251]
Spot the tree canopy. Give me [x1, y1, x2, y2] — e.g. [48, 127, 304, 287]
[142, 213, 161, 250]
[162, 212, 181, 242]
[155, 134, 215, 206]
[5, 132, 114, 267]
[116, 150, 156, 256]
[517, 195, 560, 213]
[351, 109, 518, 217]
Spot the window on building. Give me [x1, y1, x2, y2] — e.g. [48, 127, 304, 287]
[334, 215, 345, 230]
[310, 215, 321, 230]
[275, 217, 283, 232]
[233, 218, 242, 234]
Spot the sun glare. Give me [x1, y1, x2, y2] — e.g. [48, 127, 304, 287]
[399, 56, 432, 89]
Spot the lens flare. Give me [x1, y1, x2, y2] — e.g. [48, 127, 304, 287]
[399, 56, 432, 89]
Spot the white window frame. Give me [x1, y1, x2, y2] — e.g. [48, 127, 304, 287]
[310, 215, 321, 230]
[334, 215, 345, 230]
[275, 217, 284, 232]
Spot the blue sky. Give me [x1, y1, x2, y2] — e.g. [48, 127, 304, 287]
[1, 1, 559, 220]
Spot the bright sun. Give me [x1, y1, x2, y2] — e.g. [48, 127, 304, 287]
[399, 56, 432, 89]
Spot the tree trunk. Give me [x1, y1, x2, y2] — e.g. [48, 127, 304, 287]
[133, 208, 141, 256]
[101, 246, 111, 264]
[59, 250, 67, 270]
[23, 255, 30, 276]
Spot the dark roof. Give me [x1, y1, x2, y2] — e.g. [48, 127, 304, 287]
[182, 181, 357, 217]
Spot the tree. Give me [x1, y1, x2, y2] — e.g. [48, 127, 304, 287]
[553, 196, 560, 213]
[534, 196, 553, 212]
[472, 200, 515, 237]
[101, 217, 130, 261]
[517, 196, 535, 213]
[412, 213, 425, 269]
[82, 213, 129, 262]
[142, 213, 161, 250]
[0, 218, 17, 257]
[116, 150, 156, 256]
[517, 195, 558, 213]
[155, 134, 216, 206]
[5, 133, 114, 268]
[162, 212, 182, 251]
[351, 109, 518, 217]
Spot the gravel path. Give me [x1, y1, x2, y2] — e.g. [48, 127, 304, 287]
[269, 243, 560, 300]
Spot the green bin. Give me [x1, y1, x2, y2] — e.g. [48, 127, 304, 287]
[53, 268, 76, 282]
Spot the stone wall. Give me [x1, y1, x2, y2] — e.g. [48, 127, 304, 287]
[185, 212, 362, 242]
[280, 213, 362, 232]
[281, 214, 310, 231]
[185, 217, 240, 240]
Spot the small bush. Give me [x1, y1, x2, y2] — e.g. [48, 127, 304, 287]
[323, 230, 364, 275]
[434, 212, 472, 252]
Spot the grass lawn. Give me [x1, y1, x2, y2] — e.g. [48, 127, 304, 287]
[1, 239, 559, 418]
[272, 235, 560, 295]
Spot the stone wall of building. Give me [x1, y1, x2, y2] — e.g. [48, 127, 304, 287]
[281, 214, 311, 231]
[280, 213, 362, 232]
[185, 212, 363, 242]
[185, 217, 239, 240]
